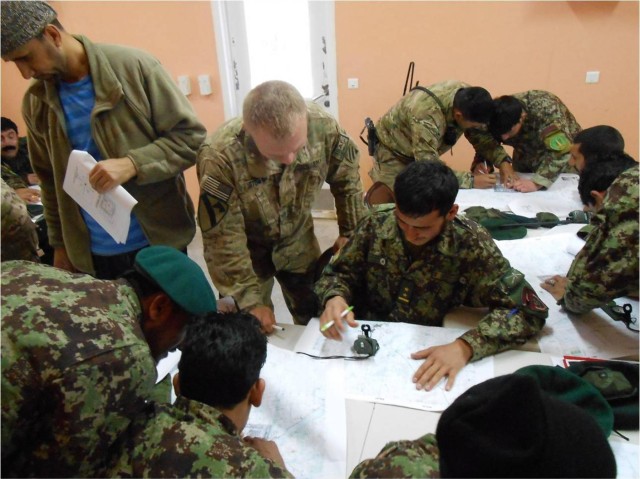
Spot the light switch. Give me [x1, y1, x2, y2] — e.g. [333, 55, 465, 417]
[347, 78, 359, 89]
[177, 75, 191, 96]
[585, 71, 600, 84]
[198, 74, 212, 95]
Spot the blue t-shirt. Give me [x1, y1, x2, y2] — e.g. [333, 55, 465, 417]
[58, 76, 148, 255]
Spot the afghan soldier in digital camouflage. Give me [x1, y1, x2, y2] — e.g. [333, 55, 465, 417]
[1, 247, 217, 477]
[1, 261, 156, 477]
[197, 81, 365, 330]
[316, 161, 547, 390]
[315, 206, 547, 359]
[110, 312, 292, 478]
[110, 397, 292, 478]
[350, 434, 440, 478]
[1, 178, 40, 262]
[562, 165, 639, 313]
[467, 90, 581, 191]
[370, 80, 496, 189]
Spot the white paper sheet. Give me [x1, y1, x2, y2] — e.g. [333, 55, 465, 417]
[456, 173, 582, 216]
[295, 319, 494, 412]
[63, 150, 137, 243]
[245, 343, 346, 479]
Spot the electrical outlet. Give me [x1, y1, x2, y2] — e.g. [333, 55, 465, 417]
[585, 71, 600, 84]
[347, 78, 359, 89]
[177, 75, 191, 96]
[198, 74, 212, 95]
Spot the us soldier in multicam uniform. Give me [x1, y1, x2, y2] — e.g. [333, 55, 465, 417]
[467, 90, 581, 192]
[316, 161, 547, 390]
[110, 313, 292, 478]
[369, 80, 497, 190]
[197, 80, 365, 332]
[541, 152, 639, 313]
[1, 178, 40, 262]
[1, 247, 217, 477]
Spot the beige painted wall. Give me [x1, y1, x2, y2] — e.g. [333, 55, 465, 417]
[2, 1, 638, 198]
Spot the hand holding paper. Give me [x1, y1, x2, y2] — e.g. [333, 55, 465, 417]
[63, 150, 138, 244]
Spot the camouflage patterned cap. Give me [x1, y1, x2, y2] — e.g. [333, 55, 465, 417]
[134, 246, 217, 314]
[1, 1, 57, 57]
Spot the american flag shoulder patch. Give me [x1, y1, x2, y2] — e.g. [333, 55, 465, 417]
[202, 176, 233, 202]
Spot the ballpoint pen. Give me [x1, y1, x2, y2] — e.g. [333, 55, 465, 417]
[320, 305, 354, 332]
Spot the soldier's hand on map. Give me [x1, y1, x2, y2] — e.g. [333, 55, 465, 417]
[319, 295, 358, 341]
[498, 162, 519, 187]
[473, 173, 497, 189]
[411, 339, 473, 391]
[250, 305, 277, 334]
[540, 275, 568, 301]
[244, 437, 288, 469]
[511, 178, 541, 193]
[89, 157, 137, 193]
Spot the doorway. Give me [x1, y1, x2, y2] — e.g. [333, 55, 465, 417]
[211, 0, 339, 120]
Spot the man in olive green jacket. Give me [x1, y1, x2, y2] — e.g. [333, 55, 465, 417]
[1, 1, 205, 278]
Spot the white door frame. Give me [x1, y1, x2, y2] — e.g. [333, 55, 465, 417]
[210, 0, 339, 121]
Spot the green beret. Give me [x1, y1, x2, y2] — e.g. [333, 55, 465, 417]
[134, 246, 217, 314]
[1, 1, 58, 57]
[515, 365, 614, 437]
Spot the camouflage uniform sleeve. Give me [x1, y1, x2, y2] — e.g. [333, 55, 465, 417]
[529, 128, 573, 188]
[456, 221, 547, 360]
[455, 170, 474, 189]
[409, 113, 443, 162]
[197, 145, 264, 311]
[465, 128, 510, 166]
[562, 174, 639, 313]
[325, 126, 366, 237]
[23, 96, 63, 248]
[1, 179, 40, 262]
[314, 213, 374, 306]
[349, 433, 440, 478]
[1, 163, 29, 190]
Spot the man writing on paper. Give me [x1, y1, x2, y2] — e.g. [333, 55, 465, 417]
[541, 151, 639, 314]
[369, 80, 496, 190]
[315, 160, 548, 390]
[1, 1, 205, 279]
[467, 90, 581, 192]
[110, 312, 292, 478]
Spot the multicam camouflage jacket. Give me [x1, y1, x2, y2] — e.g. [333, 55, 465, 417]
[110, 396, 293, 478]
[1, 261, 156, 477]
[466, 90, 581, 188]
[315, 207, 547, 361]
[350, 433, 440, 478]
[197, 102, 365, 311]
[563, 166, 639, 313]
[374, 80, 475, 188]
[1, 178, 39, 262]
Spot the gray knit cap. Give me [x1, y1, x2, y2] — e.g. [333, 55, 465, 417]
[1, 1, 58, 57]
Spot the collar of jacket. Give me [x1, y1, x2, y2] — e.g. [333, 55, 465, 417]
[25, 34, 123, 113]
[173, 395, 240, 436]
[376, 208, 460, 258]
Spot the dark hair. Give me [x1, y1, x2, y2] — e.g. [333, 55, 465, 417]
[574, 126, 625, 167]
[394, 160, 458, 217]
[578, 151, 638, 206]
[488, 95, 523, 140]
[453, 87, 494, 124]
[179, 312, 267, 409]
[1, 117, 18, 133]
